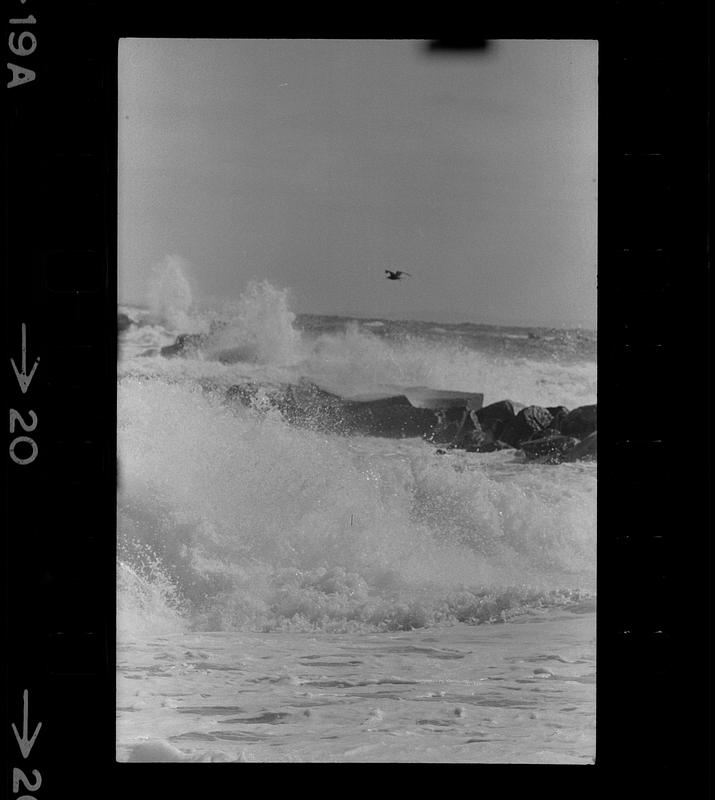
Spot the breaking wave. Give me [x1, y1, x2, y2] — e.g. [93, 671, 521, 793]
[118, 265, 596, 636]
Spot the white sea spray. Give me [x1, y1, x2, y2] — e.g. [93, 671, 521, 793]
[118, 276, 596, 635]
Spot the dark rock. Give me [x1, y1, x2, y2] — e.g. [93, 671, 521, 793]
[545, 406, 570, 432]
[430, 407, 486, 446]
[537, 427, 568, 439]
[499, 405, 553, 448]
[118, 312, 133, 333]
[355, 394, 412, 408]
[160, 333, 206, 358]
[560, 405, 597, 438]
[224, 384, 595, 452]
[547, 405, 569, 417]
[476, 399, 523, 424]
[274, 383, 344, 426]
[341, 397, 438, 438]
[227, 381, 440, 439]
[459, 424, 490, 450]
[563, 431, 597, 462]
[475, 400, 525, 441]
[521, 435, 580, 460]
[430, 406, 467, 444]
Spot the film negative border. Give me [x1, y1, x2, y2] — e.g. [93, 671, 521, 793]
[3, 2, 710, 796]
[4, 2, 117, 796]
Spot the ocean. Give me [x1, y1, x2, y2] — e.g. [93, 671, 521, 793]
[116, 278, 596, 763]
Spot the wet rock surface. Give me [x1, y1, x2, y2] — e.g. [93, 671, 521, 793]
[224, 381, 597, 461]
[160, 333, 207, 359]
[157, 329, 596, 461]
[118, 312, 133, 333]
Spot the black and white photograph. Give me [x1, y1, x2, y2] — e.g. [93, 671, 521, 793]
[115, 38, 598, 763]
[4, 2, 711, 791]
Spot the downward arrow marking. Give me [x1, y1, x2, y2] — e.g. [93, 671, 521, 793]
[10, 323, 39, 393]
[11, 689, 42, 759]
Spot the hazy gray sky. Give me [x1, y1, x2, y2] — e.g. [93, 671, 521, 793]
[119, 39, 597, 327]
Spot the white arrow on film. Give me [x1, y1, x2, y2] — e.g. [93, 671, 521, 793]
[11, 689, 42, 759]
[10, 323, 40, 393]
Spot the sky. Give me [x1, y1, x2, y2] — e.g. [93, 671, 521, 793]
[118, 39, 597, 328]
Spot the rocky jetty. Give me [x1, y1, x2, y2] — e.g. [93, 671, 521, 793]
[559, 405, 597, 438]
[224, 379, 596, 462]
[227, 382, 440, 439]
[455, 400, 597, 463]
[159, 329, 596, 463]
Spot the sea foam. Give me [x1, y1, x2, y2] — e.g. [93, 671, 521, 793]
[118, 376, 596, 635]
[118, 273, 596, 635]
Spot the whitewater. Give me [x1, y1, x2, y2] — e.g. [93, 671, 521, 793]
[117, 270, 596, 763]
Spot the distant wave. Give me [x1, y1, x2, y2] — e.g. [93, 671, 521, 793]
[120, 277, 596, 409]
[118, 270, 595, 636]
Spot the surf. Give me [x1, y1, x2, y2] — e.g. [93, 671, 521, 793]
[117, 374, 596, 636]
[118, 269, 596, 637]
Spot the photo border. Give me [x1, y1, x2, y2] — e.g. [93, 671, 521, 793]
[3, 2, 710, 795]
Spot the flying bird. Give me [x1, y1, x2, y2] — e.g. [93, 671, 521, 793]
[385, 270, 411, 280]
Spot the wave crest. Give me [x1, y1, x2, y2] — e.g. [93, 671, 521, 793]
[118, 377, 596, 634]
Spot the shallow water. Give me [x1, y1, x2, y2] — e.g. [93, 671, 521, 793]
[117, 276, 596, 763]
[117, 610, 595, 763]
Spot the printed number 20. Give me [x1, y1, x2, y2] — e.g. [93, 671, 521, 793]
[9, 409, 38, 465]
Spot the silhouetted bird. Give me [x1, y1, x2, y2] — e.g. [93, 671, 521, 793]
[385, 270, 411, 280]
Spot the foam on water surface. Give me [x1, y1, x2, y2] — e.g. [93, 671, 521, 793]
[118, 276, 596, 636]
[116, 614, 595, 763]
